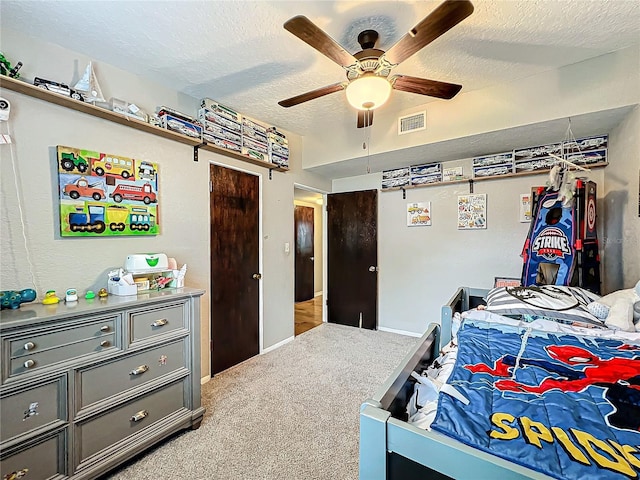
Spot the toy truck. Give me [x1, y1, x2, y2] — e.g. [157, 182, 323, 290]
[68, 205, 106, 233]
[59, 151, 90, 173]
[63, 177, 106, 201]
[109, 182, 157, 204]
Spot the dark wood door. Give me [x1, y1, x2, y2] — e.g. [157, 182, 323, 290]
[295, 205, 315, 302]
[210, 164, 260, 374]
[327, 190, 377, 329]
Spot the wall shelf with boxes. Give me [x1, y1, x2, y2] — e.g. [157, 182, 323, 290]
[0, 76, 289, 172]
[381, 135, 609, 192]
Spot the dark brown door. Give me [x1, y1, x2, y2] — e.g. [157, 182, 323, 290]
[327, 190, 377, 329]
[295, 205, 315, 302]
[210, 164, 260, 374]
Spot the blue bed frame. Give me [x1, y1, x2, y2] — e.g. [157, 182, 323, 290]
[359, 287, 553, 480]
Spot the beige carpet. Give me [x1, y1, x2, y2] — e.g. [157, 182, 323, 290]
[106, 323, 417, 480]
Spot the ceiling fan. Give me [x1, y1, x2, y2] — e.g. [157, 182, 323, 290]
[278, 0, 474, 128]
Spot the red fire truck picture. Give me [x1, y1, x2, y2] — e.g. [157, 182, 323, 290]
[109, 182, 157, 204]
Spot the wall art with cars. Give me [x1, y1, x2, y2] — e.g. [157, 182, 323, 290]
[381, 134, 608, 190]
[56, 145, 160, 237]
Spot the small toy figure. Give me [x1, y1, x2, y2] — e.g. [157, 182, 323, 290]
[85, 290, 96, 300]
[42, 290, 60, 305]
[65, 288, 78, 303]
[0, 51, 23, 78]
[0, 289, 36, 310]
[98, 288, 108, 298]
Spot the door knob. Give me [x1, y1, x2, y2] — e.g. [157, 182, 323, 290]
[252, 273, 262, 280]
[368, 266, 377, 272]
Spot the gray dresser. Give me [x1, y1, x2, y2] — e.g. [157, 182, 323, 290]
[0, 288, 205, 479]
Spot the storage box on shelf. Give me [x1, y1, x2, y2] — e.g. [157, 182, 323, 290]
[0, 289, 205, 479]
[241, 115, 269, 163]
[268, 127, 289, 168]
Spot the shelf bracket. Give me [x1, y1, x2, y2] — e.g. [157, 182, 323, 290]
[401, 187, 406, 200]
[269, 169, 273, 180]
[193, 143, 206, 162]
[469, 179, 474, 193]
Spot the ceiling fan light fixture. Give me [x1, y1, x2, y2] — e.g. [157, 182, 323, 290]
[345, 75, 391, 111]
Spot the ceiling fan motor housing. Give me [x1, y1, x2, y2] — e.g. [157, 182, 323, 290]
[357, 29, 379, 49]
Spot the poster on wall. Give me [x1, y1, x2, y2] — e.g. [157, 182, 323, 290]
[57, 145, 160, 237]
[457, 193, 486, 230]
[519, 193, 532, 223]
[407, 202, 431, 226]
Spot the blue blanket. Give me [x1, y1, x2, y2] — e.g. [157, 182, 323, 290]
[431, 319, 640, 480]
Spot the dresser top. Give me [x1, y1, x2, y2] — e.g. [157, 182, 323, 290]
[0, 287, 205, 331]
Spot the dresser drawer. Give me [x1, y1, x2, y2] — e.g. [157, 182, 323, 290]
[0, 430, 65, 480]
[10, 335, 117, 377]
[0, 376, 66, 444]
[78, 339, 187, 409]
[78, 380, 186, 462]
[9, 315, 117, 359]
[128, 303, 186, 344]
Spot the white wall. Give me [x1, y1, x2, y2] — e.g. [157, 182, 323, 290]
[335, 158, 616, 335]
[603, 106, 640, 291]
[293, 200, 323, 296]
[0, 28, 331, 378]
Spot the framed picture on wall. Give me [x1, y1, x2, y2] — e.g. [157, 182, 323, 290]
[520, 193, 532, 223]
[457, 193, 486, 230]
[407, 202, 431, 226]
[57, 145, 160, 237]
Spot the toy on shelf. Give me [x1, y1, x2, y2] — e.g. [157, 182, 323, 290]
[0, 52, 23, 78]
[0, 289, 36, 310]
[73, 61, 105, 104]
[34, 77, 85, 102]
[98, 288, 108, 298]
[65, 288, 78, 303]
[42, 290, 60, 305]
[85, 290, 96, 300]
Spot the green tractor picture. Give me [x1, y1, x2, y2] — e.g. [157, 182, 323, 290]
[60, 152, 90, 173]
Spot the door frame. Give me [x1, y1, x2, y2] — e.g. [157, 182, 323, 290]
[293, 183, 328, 324]
[210, 160, 264, 353]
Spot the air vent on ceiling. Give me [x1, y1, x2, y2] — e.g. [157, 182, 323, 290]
[398, 111, 426, 135]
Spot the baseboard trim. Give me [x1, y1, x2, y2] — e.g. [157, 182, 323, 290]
[201, 375, 211, 385]
[378, 326, 423, 338]
[262, 335, 295, 354]
[314, 291, 323, 297]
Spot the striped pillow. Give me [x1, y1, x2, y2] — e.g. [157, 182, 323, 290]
[485, 285, 605, 328]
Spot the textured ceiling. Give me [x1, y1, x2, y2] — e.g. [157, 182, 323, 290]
[2, 0, 639, 177]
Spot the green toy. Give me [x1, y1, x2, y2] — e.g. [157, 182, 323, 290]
[0, 52, 23, 79]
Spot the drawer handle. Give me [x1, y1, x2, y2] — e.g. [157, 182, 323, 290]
[130, 410, 148, 422]
[24, 359, 36, 369]
[100, 340, 111, 347]
[100, 325, 111, 332]
[129, 365, 149, 376]
[24, 341, 36, 351]
[151, 318, 168, 327]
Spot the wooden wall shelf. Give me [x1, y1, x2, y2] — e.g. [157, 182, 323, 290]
[0, 76, 288, 172]
[381, 162, 608, 192]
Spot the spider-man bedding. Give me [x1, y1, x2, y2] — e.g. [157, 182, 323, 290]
[430, 316, 640, 480]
